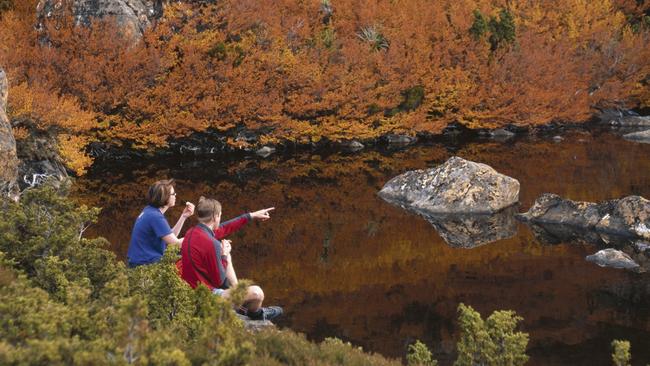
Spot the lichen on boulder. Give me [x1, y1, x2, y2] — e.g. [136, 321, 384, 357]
[378, 156, 520, 214]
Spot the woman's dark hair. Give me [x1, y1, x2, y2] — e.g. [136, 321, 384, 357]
[196, 196, 222, 223]
[147, 179, 175, 208]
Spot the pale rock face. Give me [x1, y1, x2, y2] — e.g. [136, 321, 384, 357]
[0, 68, 19, 197]
[37, 0, 165, 39]
[379, 156, 520, 214]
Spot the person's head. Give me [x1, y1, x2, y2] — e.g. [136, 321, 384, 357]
[147, 179, 176, 208]
[196, 196, 222, 225]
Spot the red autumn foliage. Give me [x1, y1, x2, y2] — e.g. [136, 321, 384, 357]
[0, 0, 648, 173]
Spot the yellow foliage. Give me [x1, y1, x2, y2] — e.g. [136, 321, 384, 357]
[57, 134, 93, 176]
[8, 82, 95, 132]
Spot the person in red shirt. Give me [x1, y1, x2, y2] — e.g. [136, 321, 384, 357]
[180, 197, 282, 321]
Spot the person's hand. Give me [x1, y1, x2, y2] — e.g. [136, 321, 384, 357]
[181, 202, 195, 219]
[221, 239, 232, 256]
[250, 207, 275, 221]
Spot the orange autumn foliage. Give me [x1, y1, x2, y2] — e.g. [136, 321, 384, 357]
[0, 0, 648, 173]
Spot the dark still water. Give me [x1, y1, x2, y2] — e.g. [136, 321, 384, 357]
[73, 131, 650, 365]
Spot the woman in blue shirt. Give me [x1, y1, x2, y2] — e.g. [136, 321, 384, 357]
[127, 179, 194, 267]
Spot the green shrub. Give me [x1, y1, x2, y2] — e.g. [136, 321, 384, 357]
[470, 10, 489, 39]
[400, 86, 425, 111]
[469, 8, 516, 51]
[611, 340, 631, 366]
[252, 332, 398, 365]
[488, 9, 516, 51]
[407, 340, 438, 366]
[454, 303, 529, 366]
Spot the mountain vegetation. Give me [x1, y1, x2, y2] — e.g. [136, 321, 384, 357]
[0, 0, 648, 174]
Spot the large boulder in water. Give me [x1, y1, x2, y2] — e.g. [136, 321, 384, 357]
[0, 69, 19, 197]
[518, 193, 650, 238]
[379, 156, 520, 214]
[586, 248, 639, 270]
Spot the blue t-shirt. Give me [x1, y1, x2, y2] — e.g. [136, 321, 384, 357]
[127, 205, 173, 266]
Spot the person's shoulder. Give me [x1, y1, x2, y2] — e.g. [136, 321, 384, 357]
[142, 205, 163, 217]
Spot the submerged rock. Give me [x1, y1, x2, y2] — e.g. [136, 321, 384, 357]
[340, 140, 364, 152]
[586, 248, 639, 270]
[489, 128, 515, 140]
[0, 68, 19, 198]
[383, 134, 416, 145]
[256, 146, 276, 158]
[622, 129, 650, 144]
[379, 156, 520, 214]
[519, 193, 650, 238]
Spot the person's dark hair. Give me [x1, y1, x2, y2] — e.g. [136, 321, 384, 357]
[147, 179, 175, 208]
[196, 196, 222, 223]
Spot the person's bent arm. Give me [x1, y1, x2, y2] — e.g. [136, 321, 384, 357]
[161, 233, 183, 248]
[171, 202, 195, 237]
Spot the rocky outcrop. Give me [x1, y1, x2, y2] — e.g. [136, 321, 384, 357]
[0, 68, 19, 198]
[586, 248, 640, 270]
[236, 314, 276, 332]
[518, 193, 650, 238]
[622, 129, 650, 144]
[609, 115, 650, 127]
[379, 156, 520, 214]
[16, 131, 68, 189]
[37, 0, 164, 39]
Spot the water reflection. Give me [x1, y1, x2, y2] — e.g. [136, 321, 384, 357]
[526, 222, 632, 247]
[73, 131, 650, 366]
[387, 204, 518, 248]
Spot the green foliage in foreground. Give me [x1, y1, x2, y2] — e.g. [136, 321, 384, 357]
[1, 184, 642, 365]
[454, 303, 529, 366]
[612, 340, 631, 366]
[0, 184, 398, 365]
[407, 340, 438, 366]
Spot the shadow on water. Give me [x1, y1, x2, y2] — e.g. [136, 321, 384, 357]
[73, 131, 650, 365]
